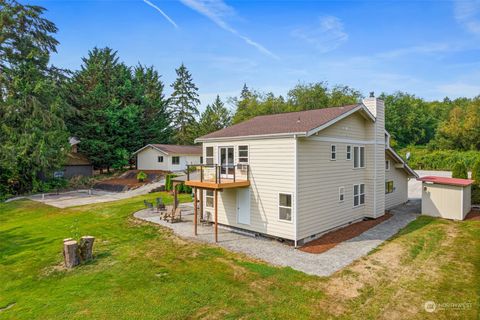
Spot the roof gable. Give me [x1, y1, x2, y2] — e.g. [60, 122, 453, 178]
[133, 144, 202, 156]
[196, 104, 374, 141]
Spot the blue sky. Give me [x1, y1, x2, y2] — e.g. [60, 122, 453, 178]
[32, 0, 480, 110]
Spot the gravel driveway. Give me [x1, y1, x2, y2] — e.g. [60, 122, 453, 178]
[135, 200, 420, 277]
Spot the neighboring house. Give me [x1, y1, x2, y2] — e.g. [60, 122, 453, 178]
[63, 137, 93, 178]
[186, 96, 417, 246]
[133, 144, 202, 172]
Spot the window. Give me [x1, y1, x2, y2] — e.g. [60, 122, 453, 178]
[386, 181, 394, 194]
[353, 183, 365, 207]
[172, 156, 180, 165]
[353, 146, 365, 168]
[346, 145, 351, 160]
[206, 190, 214, 208]
[331, 145, 336, 160]
[385, 160, 390, 170]
[205, 147, 214, 165]
[278, 193, 292, 221]
[238, 145, 249, 163]
[339, 187, 345, 202]
[200, 156, 203, 164]
[158, 156, 164, 163]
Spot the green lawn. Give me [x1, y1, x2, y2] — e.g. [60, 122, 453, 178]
[1, 194, 479, 319]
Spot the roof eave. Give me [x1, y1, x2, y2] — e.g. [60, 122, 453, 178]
[386, 147, 418, 178]
[195, 132, 308, 143]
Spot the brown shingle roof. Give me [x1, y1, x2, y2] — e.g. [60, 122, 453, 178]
[198, 104, 361, 140]
[150, 144, 202, 155]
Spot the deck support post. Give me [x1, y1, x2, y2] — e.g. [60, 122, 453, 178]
[194, 187, 198, 236]
[199, 189, 204, 221]
[173, 182, 178, 211]
[214, 189, 218, 243]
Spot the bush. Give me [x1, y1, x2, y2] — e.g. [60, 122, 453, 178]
[400, 146, 480, 171]
[471, 160, 480, 204]
[452, 161, 468, 179]
[136, 171, 147, 182]
[165, 174, 177, 191]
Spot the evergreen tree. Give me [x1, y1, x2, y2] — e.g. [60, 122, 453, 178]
[133, 65, 172, 145]
[169, 63, 200, 145]
[197, 95, 231, 136]
[0, 0, 69, 195]
[67, 47, 142, 171]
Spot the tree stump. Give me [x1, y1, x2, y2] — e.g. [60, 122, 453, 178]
[79, 236, 95, 261]
[63, 240, 79, 268]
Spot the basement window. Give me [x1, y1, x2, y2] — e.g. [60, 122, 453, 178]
[279, 193, 292, 222]
[353, 183, 365, 207]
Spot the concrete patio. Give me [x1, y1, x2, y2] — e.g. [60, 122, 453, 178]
[134, 199, 421, 276]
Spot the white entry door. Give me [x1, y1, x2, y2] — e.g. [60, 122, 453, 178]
[219, 147, 235, 179]
[237, 188, 250, 225]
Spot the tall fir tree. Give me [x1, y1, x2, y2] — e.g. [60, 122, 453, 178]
[67, 47, 142, 171]
[133, 65, 172, 145]
[169, 63, 200, 145]
[0, 0, 69, 195]
[197, 95, 231, 137]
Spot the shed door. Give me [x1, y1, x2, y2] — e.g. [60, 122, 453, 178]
[237, 188, 250, 225]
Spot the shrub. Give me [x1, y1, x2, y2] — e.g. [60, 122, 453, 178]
[165, 174, 177, 191]
[471, 160, 480, 205]
[399, 146, 480, 171]
[136, 171, 147, 182]
[452, 161, 468, 179]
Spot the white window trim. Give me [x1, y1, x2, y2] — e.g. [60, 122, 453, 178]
[346, 145, 352, 161]
[172, 156, 180, 165]
[330, 144, 337, 161]
[338, 186, 345, 202]
[385, 160, 390, 171]
[353, 183, 365, 208]
[205, 190, 214, 208]
[237, 145, 249, 164]
[353, 146, 366, 169]
[205, 146, 214, 165]
[278, 192, 293, 223]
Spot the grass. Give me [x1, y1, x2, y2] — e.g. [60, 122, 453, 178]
[1, 195, 479, 319]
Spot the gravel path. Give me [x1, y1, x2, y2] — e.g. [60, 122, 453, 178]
[134, 199, 420, 276]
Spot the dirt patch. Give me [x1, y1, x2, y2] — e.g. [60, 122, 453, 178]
[465, 209, 480, 221]
[94, 170, 166, 192]
[216, 258, 248, 280]
[300, 213, 393, 254]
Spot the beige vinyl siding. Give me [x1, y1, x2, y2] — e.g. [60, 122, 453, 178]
[385, 154, 409, 209]
[297, 133, 371, 239]
[320, 112, 369, 140]
[202, 138, 296, 239]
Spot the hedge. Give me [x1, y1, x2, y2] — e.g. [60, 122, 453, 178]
[399, 147, 480, 171]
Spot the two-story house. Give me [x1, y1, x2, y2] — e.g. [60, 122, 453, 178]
[185, 96, 417, 246]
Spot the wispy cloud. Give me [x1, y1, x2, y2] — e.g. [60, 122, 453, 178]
[376, 43, 455, 59]
[291, 16, 348, 53]
[454, 0, 480, 35]
[178, 0, 279, 59]
[143, 0, 178, 29]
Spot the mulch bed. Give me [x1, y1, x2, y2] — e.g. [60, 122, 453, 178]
[465, 209, 480, 221]
[300, 213, 393, 254]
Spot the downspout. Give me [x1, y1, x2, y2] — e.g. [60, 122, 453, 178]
[294, 134, 298, 248]
[373, 120, 377, 218]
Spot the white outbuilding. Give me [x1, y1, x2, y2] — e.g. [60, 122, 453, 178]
[133, 144, 202, 172]
[418, 176, 474, 221]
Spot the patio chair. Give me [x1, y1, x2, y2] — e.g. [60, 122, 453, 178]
[169, 207, 182, 223]
[144, 200, 154, 212]
[162, 205, 174, 221]
[155, 197, 165, 211]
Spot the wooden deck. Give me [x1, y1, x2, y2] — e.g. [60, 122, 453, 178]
[185, 178, 250, 190]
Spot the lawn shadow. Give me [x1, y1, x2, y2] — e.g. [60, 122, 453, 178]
[0, 226, 52, 265]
